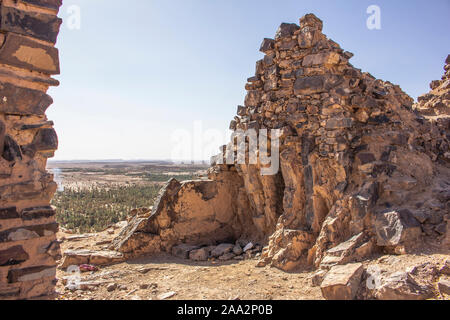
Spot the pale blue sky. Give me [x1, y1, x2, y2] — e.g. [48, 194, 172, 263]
[48, 0, 450, 161]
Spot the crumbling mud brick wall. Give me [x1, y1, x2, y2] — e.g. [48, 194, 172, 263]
[0, 0, 62, 300]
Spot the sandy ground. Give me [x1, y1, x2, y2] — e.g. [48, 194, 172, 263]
[55, 227, 323, 300]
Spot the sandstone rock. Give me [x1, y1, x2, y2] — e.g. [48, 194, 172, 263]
[22, 0, 63, 11]
[311, 269, 327, 287]
[21, 206, 56, 221]
[0, 33, 60, 74]
[211, 244, 234, 258]
[374, 209, 422, 250]
[0, 0, 63, 300]
[189, 247, 209, 261]
[219, 253, 236, 261]
[0, 246, 29, 266]
[108, 15, 450, 297]
[320, 263, 364, 300]
[107, 283, 117, 292]
[111, 176, 245, 258]
[233, 244, 243, 255]
[302, 52, 340, 67]
[260, 38, 275, 53]
[293, 76, 325, 95]
[0, 5, 62, 43]
[59, 250, 124, 268]
[59, 250, 91, 269]
[0, 206, 18, 220]
[325, 118, 354, 130]
[275, 23, 299, 39]
[438, 279, 450, 295]
[8, 266, 56, 283]
[0, 83, 54, 116]
[172, 244, 200, 259]
[260, 228, 315, 271]
[6, 228, 39, 241]
[299, 13, 323, 31]
[158, 291, 177, 300]
[374, 272, 432, 300]
[89, 251, 124, 266]
[440, 260, 450, 275]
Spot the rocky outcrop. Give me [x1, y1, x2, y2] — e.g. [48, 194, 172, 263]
[112, 13, 449, 292]
[0, 0, 62, 300]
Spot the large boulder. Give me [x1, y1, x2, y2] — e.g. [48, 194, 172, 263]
[189, 248, 209, 261]
[172, 244, 200, 259]
[320, 263, 364, 300]
[374, 272, 433, 300]
[374, 209, 422, 252]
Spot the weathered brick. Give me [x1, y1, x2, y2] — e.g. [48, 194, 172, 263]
[0, 33, 60, 74]
[294, 76, 326, 95]
[325, 118, 354, 130]
[0, 5, 62, 43]
[0, 207, 19, 220]
[8, 266, 56, 283]
[21, 0, 63, 11]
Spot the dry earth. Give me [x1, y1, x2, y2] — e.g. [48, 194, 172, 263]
[55, 227, 449, 300]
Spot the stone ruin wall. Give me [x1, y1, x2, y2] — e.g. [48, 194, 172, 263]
[0, 0, 62, 300]
[114, 14, 449, 273]
[0, 4, 444, 299]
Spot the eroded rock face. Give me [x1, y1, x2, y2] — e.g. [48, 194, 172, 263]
[110, 172, 255, 258]
[111, 14, 449, 290]
[414, 55, 450, 164]
[320, 263, 364, 300]
[0, 0, 62, 300]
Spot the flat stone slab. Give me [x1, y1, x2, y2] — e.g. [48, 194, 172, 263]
[321, 263, 364, 300]
[59, 250, 124, 268]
